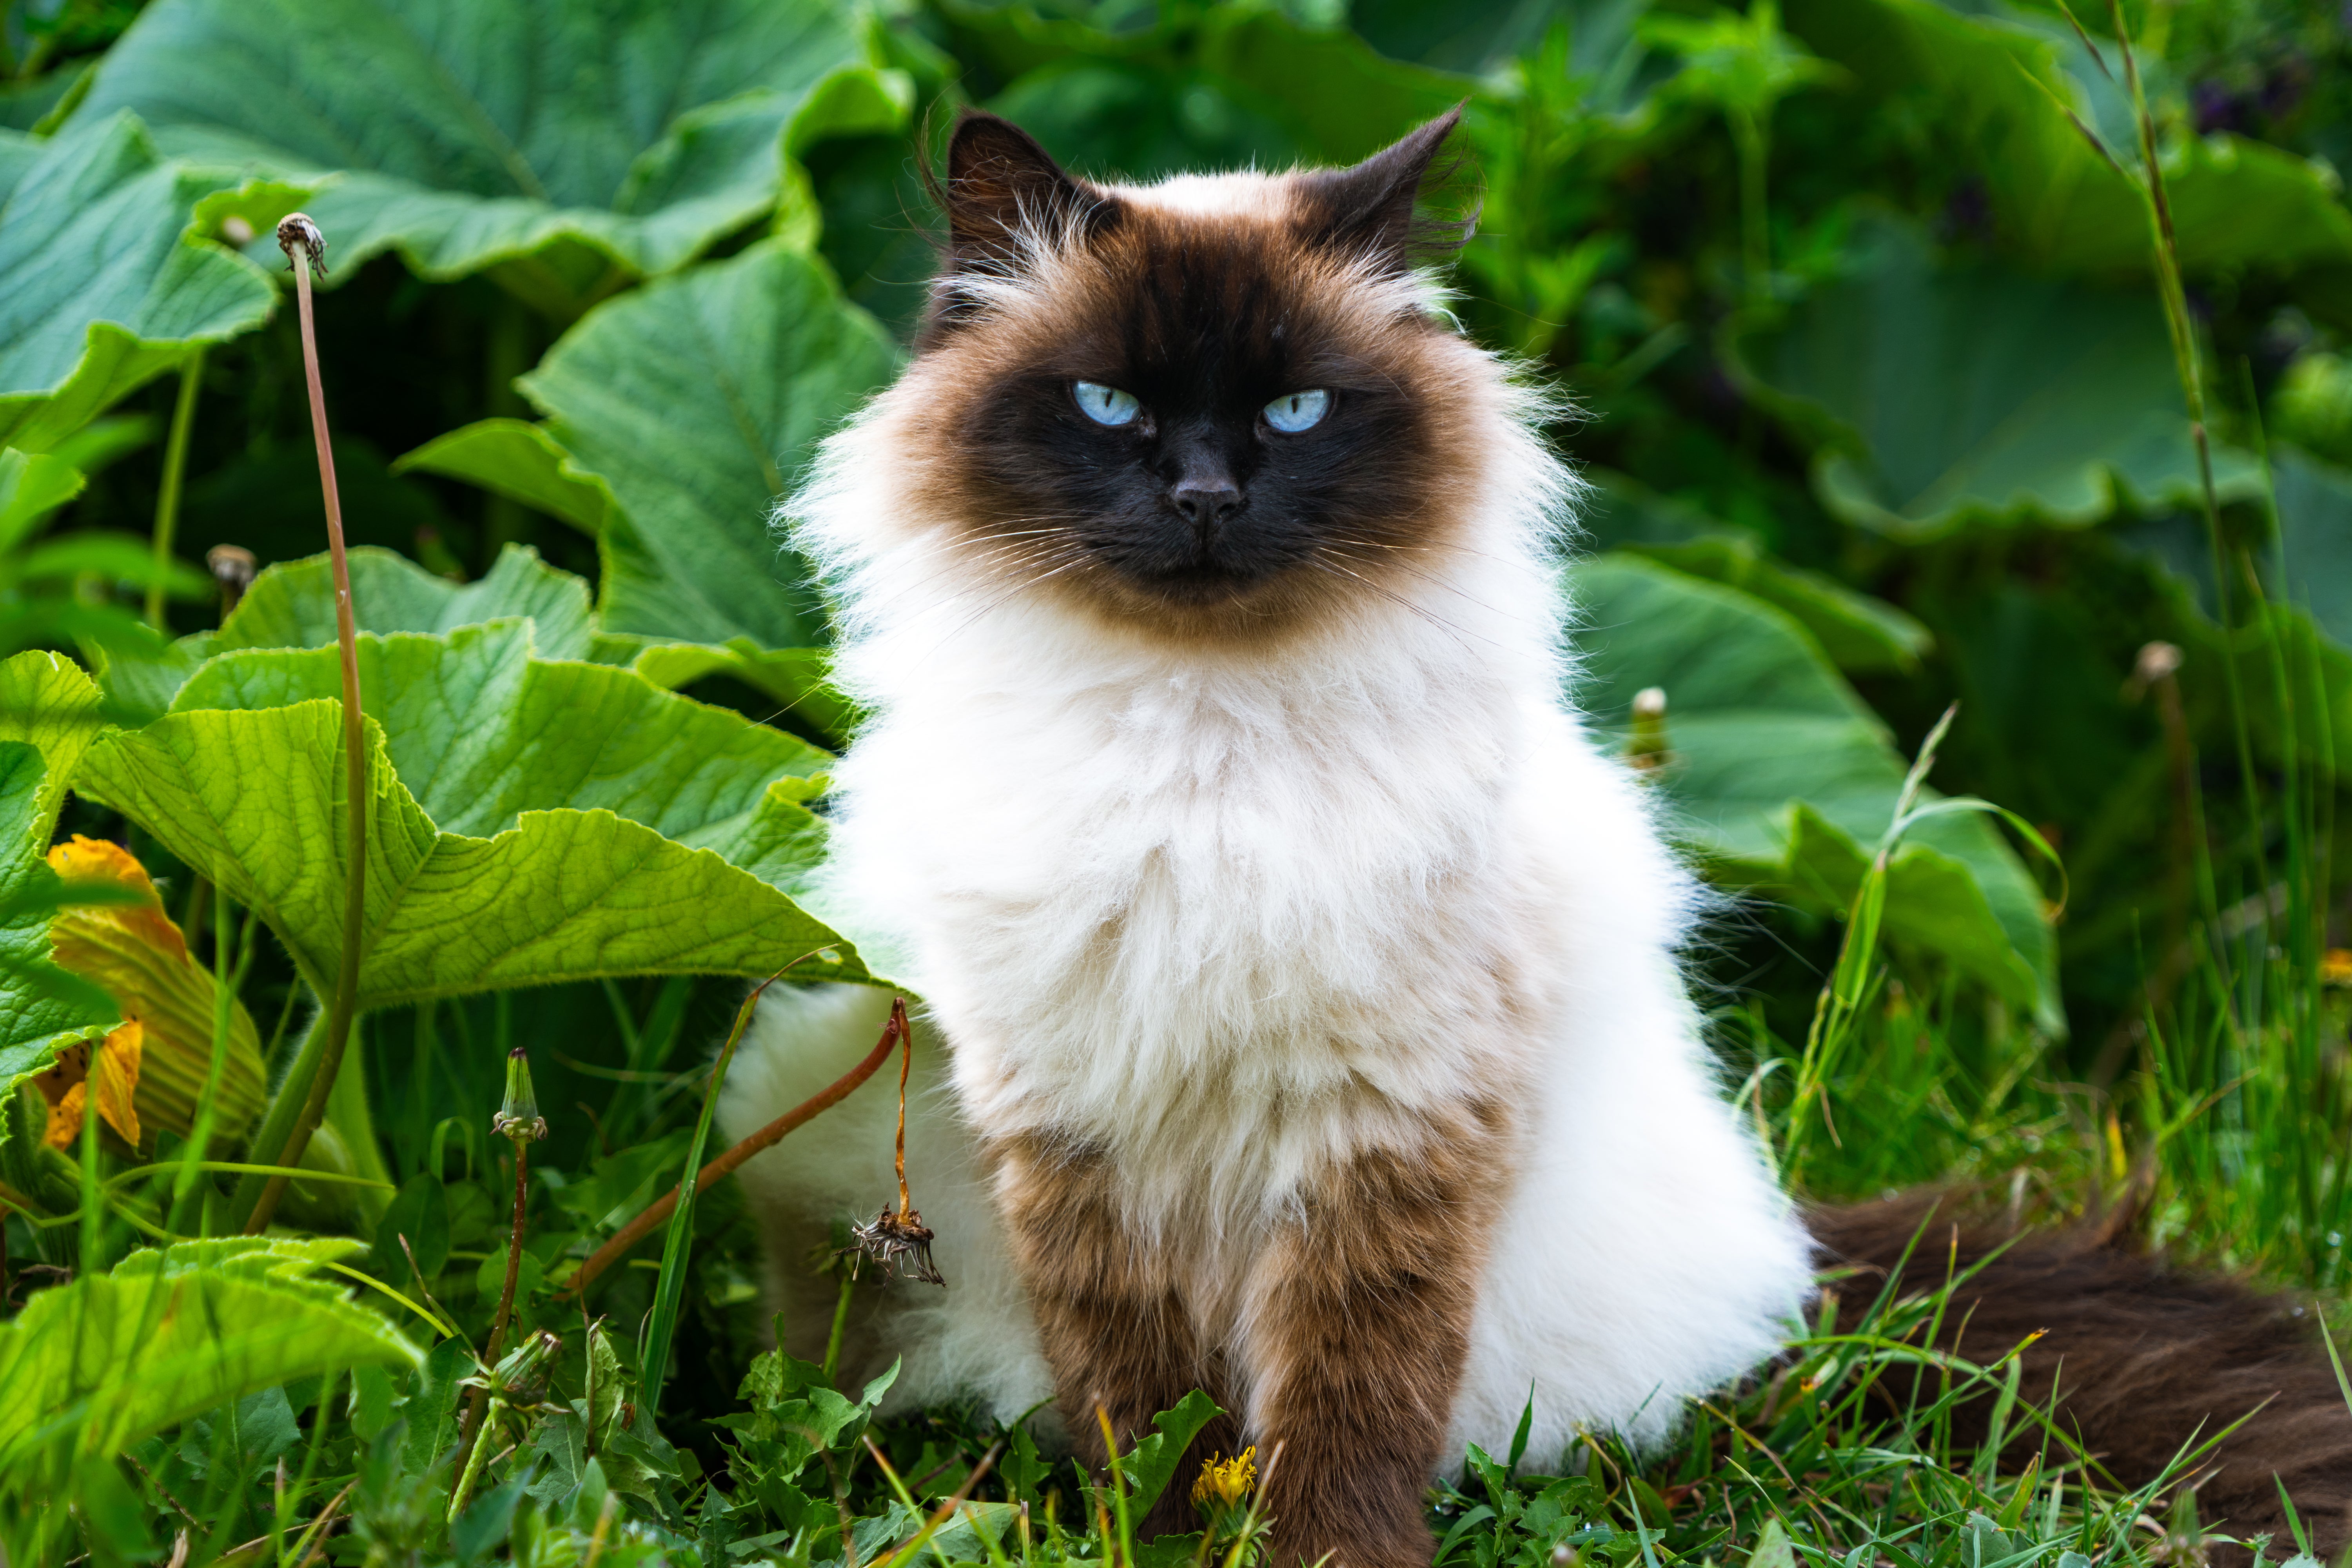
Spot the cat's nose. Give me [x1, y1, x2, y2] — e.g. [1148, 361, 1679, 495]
[1171, 481, 1243, 529]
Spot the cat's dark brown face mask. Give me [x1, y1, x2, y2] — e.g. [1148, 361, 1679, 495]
[896, 109, 1488, 638]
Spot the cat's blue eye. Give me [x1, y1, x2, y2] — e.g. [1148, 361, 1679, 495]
[1074, 382, 1141, 427]
[1263, 389, 1330, 433]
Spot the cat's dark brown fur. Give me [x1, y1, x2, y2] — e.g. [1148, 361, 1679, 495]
[1815, 1194, 2352, 1558]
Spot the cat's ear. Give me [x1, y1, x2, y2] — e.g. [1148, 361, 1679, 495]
[1291, 107, 1471, 274]
[940, 112, 1117, 270]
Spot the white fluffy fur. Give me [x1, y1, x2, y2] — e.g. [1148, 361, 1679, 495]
[717, 173, 1816, 1470]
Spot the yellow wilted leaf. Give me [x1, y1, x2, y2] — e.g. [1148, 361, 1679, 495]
[44, 836, 267, 1147]
[39, 1020, 144, 1148]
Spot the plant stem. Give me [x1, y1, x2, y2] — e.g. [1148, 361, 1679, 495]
[447, 1396, 503, 1522]
[1732, 109, 1770, 304]
[246, 216, 368, 1236]
[453, 1094, 537, 1496]
[170, 882, 243, 1233]
[2103, 0, 2269, 956]
[823, 1268, 856, 1383]
[635, 970, 802, 1393]
[569, 991, 903, 1297]
[145, 348, 203, 631]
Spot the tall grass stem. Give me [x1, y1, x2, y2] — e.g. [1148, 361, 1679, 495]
[145, 348, 202, 631]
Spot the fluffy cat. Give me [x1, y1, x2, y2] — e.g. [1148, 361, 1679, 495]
[722, 107, 1809, 1564]
[719, 111, 2352, 1565]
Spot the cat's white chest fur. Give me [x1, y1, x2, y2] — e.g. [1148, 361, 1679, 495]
[811, 586, 1584, 1220]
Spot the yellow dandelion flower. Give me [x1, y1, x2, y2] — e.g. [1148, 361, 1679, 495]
[1191, 1447, 1257, 1516]
[2322, 949, 2352, 988]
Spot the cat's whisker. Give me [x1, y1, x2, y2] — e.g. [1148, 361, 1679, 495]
[916, 552, 1094, 657]
[1302, 556, 1499, 654]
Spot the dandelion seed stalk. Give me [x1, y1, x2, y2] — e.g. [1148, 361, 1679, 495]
[843, 998, 942, 1286]
[241, 216, 369, 1236]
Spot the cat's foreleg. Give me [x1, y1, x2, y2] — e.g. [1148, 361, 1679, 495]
[991, 1132, 1243, 1535]
[1242, 1107, 1511, 1568]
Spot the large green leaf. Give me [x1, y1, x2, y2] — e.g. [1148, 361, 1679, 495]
[221, 543, 601, 659]
[94, 543, 599, 724]
[174, 621, 832, 883]
[1352, 0, 1651, 83]
[1581, 469, 1929, 673]
[1739, 216, 2262, 538]
[391, 418, 615, 535]
[2272, 446, 2352, 655]
[0, 111, 295, 453]
[73, 0, 908, 316]
[100, 544, 855, 741]
[516, 238, 899, 647]
[949, 3, 1466, 181]
[76, 635, 871, 1010]
[1780, 0, 2352, 285]
[1572, 554, 2059, 1027]
[0, 653, 120, 1088]
[0, 1238, 417, 1473]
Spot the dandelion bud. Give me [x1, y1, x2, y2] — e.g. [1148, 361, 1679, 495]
[1628, 686, 1670, 774]
[493, 1045, 547, 1142]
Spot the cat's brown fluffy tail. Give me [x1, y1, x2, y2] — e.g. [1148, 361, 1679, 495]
[1809, 1194, 2352, 1557]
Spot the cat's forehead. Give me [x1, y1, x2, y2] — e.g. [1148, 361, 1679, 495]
[969, 173, 1433, 395]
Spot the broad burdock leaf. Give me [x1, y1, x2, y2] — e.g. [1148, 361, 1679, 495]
[76, 628, 875, 1009]
[0, 111, 301, 452]
[1780, 0, 2352, 285]
[1737, 216, 2263, 539]
[392, 419, 615, 535]
[2272, 446, 2352, 655]
[100, 543, 855, 747]
[1572, 555, 2059, 1027]
[515, 238, 900, 648]
[1583, 469, 1930, 675]
[0, 653, 123, 1091]
[72, 0, 911, 317]
[0, 1237, 419, 1475]
[176, 622, 832, 885]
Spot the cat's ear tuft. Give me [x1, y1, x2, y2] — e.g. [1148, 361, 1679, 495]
[1291, 107, 1473, 275]
[939, 112, 1118, 271]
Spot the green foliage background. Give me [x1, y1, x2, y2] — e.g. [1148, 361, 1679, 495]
[0, 0, 2349, 1559]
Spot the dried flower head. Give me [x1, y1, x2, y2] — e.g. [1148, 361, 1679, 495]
[837, 996, 946, 1285]
[277, 212, 328, 278]
[843, 1203, 944, 1286]
[207, 544, 258, 610]
[1191, 1446, 1258, 1516]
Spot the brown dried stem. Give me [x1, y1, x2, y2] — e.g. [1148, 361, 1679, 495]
[567, 996, 908, 1297]
[243, 214, 369, 1236]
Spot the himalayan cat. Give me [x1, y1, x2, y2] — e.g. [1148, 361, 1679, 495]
[719, 111, 2352, 1565]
